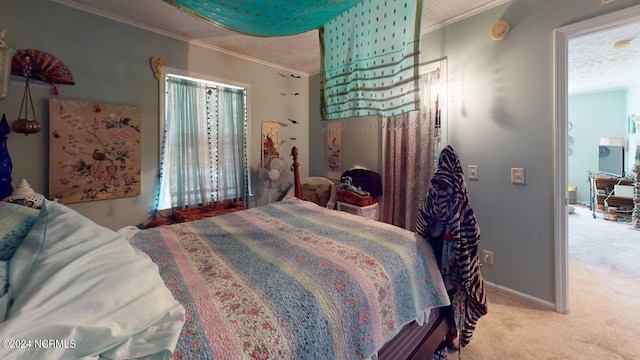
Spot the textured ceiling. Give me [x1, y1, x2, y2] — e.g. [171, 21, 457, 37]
[569, 21, 640, 94]
[54, 0, 506, 75]
[54, 0, 639, 93]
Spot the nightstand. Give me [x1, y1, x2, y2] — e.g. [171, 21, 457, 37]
[336, 201, 379, 221]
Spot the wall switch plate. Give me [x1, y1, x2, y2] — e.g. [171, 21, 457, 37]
[468, 165, 479, 180]
[511, 168, 525, 184]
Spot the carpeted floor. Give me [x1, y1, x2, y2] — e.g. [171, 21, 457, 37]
[453, 204, 640, 359]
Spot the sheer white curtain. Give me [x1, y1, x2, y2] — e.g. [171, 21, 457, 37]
[156, 77, 247, 211]
[208, 87, 248, 204]
[382, 68, 443, 230]
[157, 77, 210, 210]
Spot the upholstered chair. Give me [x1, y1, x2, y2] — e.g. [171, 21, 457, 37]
[283, 177, 337, 209]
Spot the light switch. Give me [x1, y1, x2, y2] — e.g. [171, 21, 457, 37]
[468, 165, 479, 180]
[511, 168, 525, 184]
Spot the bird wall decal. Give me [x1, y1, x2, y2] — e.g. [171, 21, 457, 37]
[278, 72, 301, 79]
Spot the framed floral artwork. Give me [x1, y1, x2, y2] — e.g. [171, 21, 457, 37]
[49, 98, 142, 203]
[261, 121, 281, 161]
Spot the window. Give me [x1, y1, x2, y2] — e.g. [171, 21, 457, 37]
[156, 73, 248, 211]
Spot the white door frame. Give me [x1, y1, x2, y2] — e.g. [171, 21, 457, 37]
[554, 4, 640, 314]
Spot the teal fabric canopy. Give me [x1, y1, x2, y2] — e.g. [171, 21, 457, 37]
[164, 0, 362, 36]
[164, 0, 424, 121]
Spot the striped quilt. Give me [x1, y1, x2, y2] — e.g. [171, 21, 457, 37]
[131, 199, 449, 360]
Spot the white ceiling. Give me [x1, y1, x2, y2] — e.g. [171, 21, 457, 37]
[54, 0, 640, 93]
[569, 21, 640, 94]
[53, 0, 510, 75]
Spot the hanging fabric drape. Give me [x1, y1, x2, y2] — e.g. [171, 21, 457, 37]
[163, 0, 361, 36]
[208, 87, 249, 206]
[157, 77, 210, 209]
[382, 69, 440, 230]
[164, 0, 423, 122]
[320, 0, 423, 120]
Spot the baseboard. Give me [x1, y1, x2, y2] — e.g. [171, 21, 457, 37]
[483, 280, 557, 311]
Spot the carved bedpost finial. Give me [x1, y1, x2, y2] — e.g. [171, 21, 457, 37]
[291, 147, 302, 200]
[150, 57, 165, 81]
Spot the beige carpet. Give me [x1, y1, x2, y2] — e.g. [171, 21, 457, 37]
[454, 204, 640, 359]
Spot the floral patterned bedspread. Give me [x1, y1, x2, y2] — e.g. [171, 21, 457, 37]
[130, 199, 449, 360]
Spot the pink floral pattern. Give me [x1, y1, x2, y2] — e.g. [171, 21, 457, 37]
[301, 183, 331, 207]
[159, 224, 291, 359]
[131, 200, 449, 359]
[49, 99, 141, 204]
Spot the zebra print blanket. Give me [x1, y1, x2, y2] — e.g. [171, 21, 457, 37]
[416, 145, 488, 347]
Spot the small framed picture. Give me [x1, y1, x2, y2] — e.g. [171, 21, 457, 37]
[261, 121, 281, 161]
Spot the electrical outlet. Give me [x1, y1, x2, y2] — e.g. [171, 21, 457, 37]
[511, 168, 525, 184]
[482, 250, 494, 265]
[468, 165, 479, 180]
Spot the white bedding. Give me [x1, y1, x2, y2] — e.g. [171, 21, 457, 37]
[0, 200, 185, 359]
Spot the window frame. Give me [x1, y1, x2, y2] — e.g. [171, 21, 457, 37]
[158, 67, 252, 206]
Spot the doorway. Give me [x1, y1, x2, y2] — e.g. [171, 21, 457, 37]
[554, 4, 640, 314]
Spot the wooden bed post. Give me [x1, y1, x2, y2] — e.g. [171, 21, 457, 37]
[291, 147, 302, 200]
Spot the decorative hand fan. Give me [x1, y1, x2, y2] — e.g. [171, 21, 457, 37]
[11, 49, 74, 95]
[258, 156, 290, 203]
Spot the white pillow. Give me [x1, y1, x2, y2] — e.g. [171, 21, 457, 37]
[116, 225, 140, 241]
[0, 290, 9, 322]
[0, 200, 185, 359]
[0, 261, 8, 321]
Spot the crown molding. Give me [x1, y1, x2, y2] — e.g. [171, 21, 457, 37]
[422, 0, 512, 34]
[51, 0, 310, 77]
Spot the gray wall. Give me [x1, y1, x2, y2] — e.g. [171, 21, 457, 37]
[419, 0, 640, 305]
[309, 0, 640, 305]
[308, 79, 382, 178]
[0, 0, 310, 230]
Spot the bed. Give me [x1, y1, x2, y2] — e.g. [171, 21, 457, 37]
[0, 147, 451, 359]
